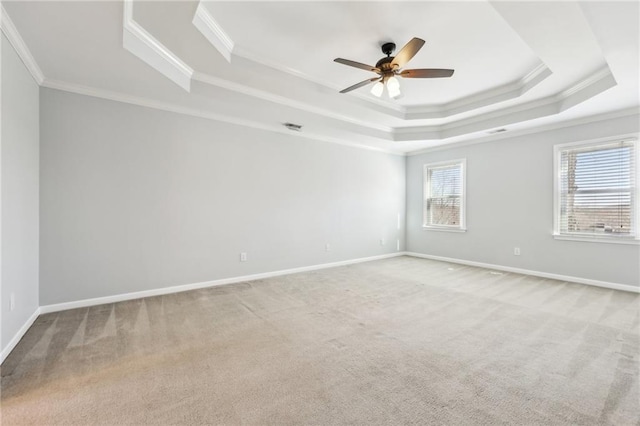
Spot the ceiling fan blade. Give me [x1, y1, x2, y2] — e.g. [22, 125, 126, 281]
[334, 58, 380, 73]
[400, 69, 455, 78]
[391, 38, 425, 68]
[339, 77, 381, 94]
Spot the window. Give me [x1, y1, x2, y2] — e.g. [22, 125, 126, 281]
[554, 138, 638, 242]
[423, 159, 466, 231]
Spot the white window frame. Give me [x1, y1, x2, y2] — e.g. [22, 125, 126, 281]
[553, 136, 639, 245]
[422, 159, 466, 232]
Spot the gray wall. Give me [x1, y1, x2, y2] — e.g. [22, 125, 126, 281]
[40, 88, 406, 305]
[407, 114, 640, 287]
[1, 34, 40, 351]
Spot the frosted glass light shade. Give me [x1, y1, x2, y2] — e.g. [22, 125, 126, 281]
[387, 76, 401, 99]
[370, 81, 384, 97]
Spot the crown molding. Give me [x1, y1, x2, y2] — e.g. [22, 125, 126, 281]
[190, 2, 552, 121]
[191, 60, 615, 143]
[41, 78, 405, 156]
[190, 1, 402, 118]
[406, 106, 640, 156]
[189, 12, 403, 117]
[41, 65, 629, 157]
[165, 2, 619, 142]
[0, 5, 44, 85]
[38, 77, 640, 158]
[403, 62, 552, 119]
[122, 0, 193, 91]
[232, 46, 552, 121]
[556, 65, 616, 111]
[393, 65, 617, 141]
[192, 71, 393, 136]
[232, 45, 405, 115]
[220, 39, 553, 122]
[186, 16, 614, 138]
[560, 67, 612, 99]
[192, 2, 234, 62]
[3, 1, 628, 154]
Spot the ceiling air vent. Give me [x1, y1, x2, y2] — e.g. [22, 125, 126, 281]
[488, 128, 507, 134]
[283, 122, 303, 132]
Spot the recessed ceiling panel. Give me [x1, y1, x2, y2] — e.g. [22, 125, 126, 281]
[1, 0, 637, 154]
[203, 1, 542, 106]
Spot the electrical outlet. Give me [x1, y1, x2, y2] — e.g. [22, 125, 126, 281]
[396, 239, 400, 251]
[380, 238, 385, 246]
[325, 243, 330, 252]
[10, 293, 15, 311]
[240, 252, 247, 262]
[514, 247, 521, 256]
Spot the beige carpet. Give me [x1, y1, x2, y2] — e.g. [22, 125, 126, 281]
[1, 256, 639, 425]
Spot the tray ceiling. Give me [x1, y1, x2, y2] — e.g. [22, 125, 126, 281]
[2, 1, 638, 154]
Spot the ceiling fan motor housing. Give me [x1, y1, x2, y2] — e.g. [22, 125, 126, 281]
[375, 56, 396, 74]
[376, 42, 398, 74]
[381, 42, 396, 56]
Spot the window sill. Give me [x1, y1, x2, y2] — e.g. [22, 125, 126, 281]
[553, 234, 640, 245]
[423, 226, 467, 233]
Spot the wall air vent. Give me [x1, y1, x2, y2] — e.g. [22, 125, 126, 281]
[283, 122, 303, 132]
[488, 128, 507, 134]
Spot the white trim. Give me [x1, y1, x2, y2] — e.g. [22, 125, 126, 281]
[0, 307, 41, 364]
[0, 6, 44, 85]
[556, 66, 617, 112]
[407, 107, 640, 156]
[0, 2, 628, 151]
[559, 66, 612, 99]
[39, 253, 405, 314]
[161, 3, 605, 131]
[520, 62, 553, 90]
[0, 3, 623, 149]
[405, 252, 640, 293]
[553, 140, 561, 235]
[422, 226, 467, 233]
[553, 134, 638, 150]
[192, 2, 234, 62]
[423, 158, 466, 230]
[188, 2, 551, 121]
[41, 79, 405, 156]
[405, 63, 552, 119]
[395, 67, 617, 142]
[192, 72, 393, 134]
[552, 234, 640, 245]
[182, 2, 609, 131]
[553, 136, 638, 240]
[4, 252, 638, 362]
[233, 46, 404, 115]
[122, 0, 193, 91]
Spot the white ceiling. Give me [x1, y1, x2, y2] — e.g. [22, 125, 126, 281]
[202, 1, 541, 106]
[2, 0, 638, 154]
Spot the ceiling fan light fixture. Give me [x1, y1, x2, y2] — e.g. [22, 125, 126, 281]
[334, 38, 454, 98]
[370, 81, 384, 97]
[386, 76, 400, 90]
[387, 76, 402, 99]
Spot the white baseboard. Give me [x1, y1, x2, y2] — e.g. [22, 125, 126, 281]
[405, 252, 640, 293]
[39, 252, 405, 314]
[7, 251, 635, 364]
[1, 307, 41, 364]
[2, 253, 399, 364]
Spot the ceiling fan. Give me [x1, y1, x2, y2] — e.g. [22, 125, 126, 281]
[334, 38, 454, 99]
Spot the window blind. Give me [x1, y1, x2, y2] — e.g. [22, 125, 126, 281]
[558, 140, 636, 237]
[424, 161, 463, 227]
